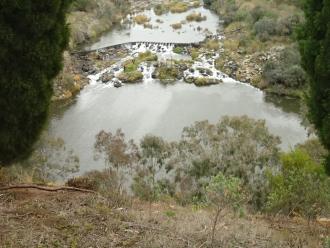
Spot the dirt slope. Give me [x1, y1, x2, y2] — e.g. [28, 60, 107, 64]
[0, 189, 328, 247]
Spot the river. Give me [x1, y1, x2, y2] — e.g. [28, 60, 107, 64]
[49, 4, 308, 173]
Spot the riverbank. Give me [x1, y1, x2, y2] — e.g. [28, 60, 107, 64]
[52, 0, 132, 101]
[205, 0, 307, 99]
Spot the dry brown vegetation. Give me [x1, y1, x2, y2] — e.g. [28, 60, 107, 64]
[0, 189, 328, 247]
[134, 14, 150, 25]
[169, 2, 189, 13]
[186, 12, 207, 22]
[171, 22, 183, 29]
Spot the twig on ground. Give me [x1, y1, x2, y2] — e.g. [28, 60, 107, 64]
[0, 184, 96, 194]
[122, 221, 192, 246]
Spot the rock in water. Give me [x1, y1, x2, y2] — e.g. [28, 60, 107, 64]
[100, 72, 114, 83]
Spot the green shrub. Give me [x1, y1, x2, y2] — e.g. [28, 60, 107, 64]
[118, 71, 143, 83]
[296, 139, 328, 165]
[204, 39, 220, 50]
[250, 6, 267, 23]
[71, 0, 96, 12]
[276, 14, 302, 36]
[154, 4, 168, 15]
[206, 173, 244, 211]
[262, 46, 306, 88]
[155, 64, 180, 82]
[266, 149, 330, 219]
[124, 62, 138, 73]
[203, 0, 213, 6]
[263, 61, 285, 85]
[285, 65, 306, 87]
[206, 173, 245, 246]
[173, 46, 185, 54]
[137, 51, 157, 62]
[254, 17, 277, 41]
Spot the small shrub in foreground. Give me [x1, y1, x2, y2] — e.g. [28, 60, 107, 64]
[206, 173, 245, 246]
[266, 149, 330, 219]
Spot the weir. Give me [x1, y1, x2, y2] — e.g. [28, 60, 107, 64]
[74, 40, 203, 55]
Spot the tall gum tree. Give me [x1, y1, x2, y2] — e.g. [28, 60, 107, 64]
[0, 0, 72, 165]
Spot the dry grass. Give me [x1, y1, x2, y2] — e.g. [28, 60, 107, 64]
[171, 22, 183, 29]
[191, 1, 201, 8]
[134, 14, 150, 25]
[169, 2, 189, 13]
[186, 12, 207, 22]
[204, 39, 220, 50]
[0, 189, 328, 247]
[224, 39, 240, 51]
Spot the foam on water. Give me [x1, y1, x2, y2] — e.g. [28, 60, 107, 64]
[87, 36, 256, 90]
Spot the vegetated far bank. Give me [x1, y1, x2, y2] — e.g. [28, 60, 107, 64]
[204, 0, 307, 99]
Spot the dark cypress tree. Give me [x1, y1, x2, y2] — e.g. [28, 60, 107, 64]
[0, 0, 72, 165]
[298, 0, 330, 174]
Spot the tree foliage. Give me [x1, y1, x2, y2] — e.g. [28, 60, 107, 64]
[94, 129, 139, 170]
[298, 0, 330, 174]
[0, 0, 72, 165]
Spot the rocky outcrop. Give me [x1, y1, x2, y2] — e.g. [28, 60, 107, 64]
[52, 52, 90, 101]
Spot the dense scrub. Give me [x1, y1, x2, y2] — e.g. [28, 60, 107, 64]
[205, 0, 307, 97]
[0, 116, 307, 218]
[262, 45, 306, 96]
[75, 116, 329, 218]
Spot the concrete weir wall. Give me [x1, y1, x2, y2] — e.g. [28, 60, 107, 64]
[79, 40, 203, 54]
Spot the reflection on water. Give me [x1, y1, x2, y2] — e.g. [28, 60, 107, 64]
[86, 6, 220, 50]
[264, 94, 302, 115]
[49, 81, 308, 173]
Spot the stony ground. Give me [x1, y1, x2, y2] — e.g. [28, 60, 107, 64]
[0, 189, 328, 247]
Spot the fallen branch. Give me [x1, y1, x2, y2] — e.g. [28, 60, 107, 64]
[0, 184, 96, 194]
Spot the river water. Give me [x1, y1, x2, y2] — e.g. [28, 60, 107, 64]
[86, 5, 220, 50]
[49, 5, 308, 173]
